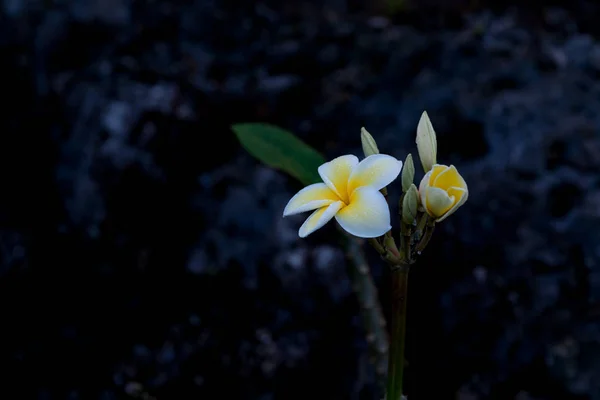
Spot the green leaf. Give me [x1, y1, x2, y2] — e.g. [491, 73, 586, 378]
[232, 123, 325, 185]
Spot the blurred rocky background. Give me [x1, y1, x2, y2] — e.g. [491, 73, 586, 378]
[1, 0, 600, 398]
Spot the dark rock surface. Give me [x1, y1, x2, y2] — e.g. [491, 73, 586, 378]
[1, 1, 600, 399]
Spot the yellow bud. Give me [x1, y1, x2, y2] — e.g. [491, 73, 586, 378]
[402, 184, 419, 224]
[401, 153, 415, 192]
[418, 164, 468, 222]
[361, 127, 380, 157]
[415, 111, 437, 172]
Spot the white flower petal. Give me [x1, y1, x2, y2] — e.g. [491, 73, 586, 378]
[298, 201, 344, 238]
[318, 155, 359, 203]
[335, 186, 391, 238]
[425, 186, 454, 217]
[347, 154, 402, 196]
[283, 183, 340, 216]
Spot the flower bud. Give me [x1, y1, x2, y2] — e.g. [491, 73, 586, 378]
[415, 111, 437, 173]
[361, 127, 380, 157]
[419, 164, 468, 222]
[402, 184, 419, 224]
[401, 153, 415, 192]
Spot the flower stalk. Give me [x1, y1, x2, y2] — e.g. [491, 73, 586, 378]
[414, 217, 435, 255]
[387, 264, 409, 400]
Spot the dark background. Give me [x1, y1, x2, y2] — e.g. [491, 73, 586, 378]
[1, 0, 600, 399]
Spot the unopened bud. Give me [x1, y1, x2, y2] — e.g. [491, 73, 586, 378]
[401, 153, 415, 192]
[416, 111, 437, 172]
[361, 127, 379, 157]
[402, 184, 419, 224]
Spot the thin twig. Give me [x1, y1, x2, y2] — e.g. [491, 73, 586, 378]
[369, 238, 386, 256]
[414, 218, 435, 255]
[413, 212, 428, 241]
[340, 231, 389, 390]
[369, 236, 403, 266]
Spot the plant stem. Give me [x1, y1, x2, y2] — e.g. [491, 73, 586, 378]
[368, 238, 386, 256]
[335, 227, 389, 391]
[414, 212, 428, 240]
[415, 218, 435, 254]
[387, 264, 409, 400]
[344, 237, 389, 389]
[399, 222, 412, 264]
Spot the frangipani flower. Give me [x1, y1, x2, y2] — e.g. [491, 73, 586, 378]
[418, 164, 468, 222]
[283, 154, 403, 238]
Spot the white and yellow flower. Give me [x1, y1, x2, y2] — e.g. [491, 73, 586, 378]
[283, 154, 403, 238]
[418, 164, 468, 222]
